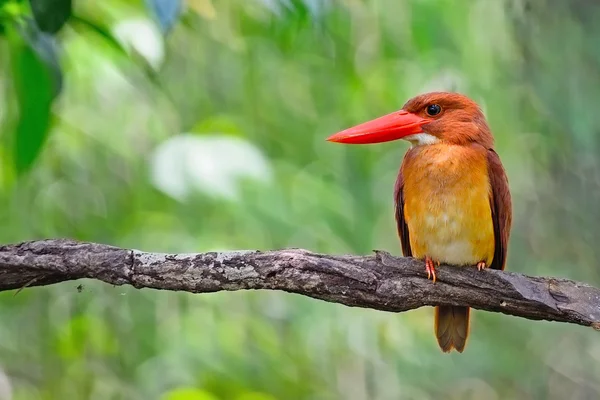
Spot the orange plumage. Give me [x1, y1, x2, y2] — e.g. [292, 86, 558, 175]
[328, 92, 512, 353]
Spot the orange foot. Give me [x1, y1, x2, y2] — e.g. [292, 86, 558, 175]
[476, 261, 487, 271]
[425, 256, 440, 283]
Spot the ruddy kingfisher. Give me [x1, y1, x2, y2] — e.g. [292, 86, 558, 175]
[327, 92, 512, 353]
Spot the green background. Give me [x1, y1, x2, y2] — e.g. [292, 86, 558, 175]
[0, 0, 599, 399]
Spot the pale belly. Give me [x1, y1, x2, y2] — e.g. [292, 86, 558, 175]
[402, 147, 495, 266]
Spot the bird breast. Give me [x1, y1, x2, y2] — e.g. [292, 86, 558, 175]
[402, 144, 495, 266]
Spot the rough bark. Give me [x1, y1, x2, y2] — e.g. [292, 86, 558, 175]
[1, 239, 599, 329]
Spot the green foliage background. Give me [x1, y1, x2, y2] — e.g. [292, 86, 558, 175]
[1, 0, 600, 399]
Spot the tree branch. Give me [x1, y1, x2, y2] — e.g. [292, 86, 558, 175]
[1, 239, 599, 329]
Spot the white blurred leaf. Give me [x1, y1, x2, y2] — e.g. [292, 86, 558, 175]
[112, 17, 164, 69]
[150, 134, 273, 201]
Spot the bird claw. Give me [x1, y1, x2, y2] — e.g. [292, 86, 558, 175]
[477, 261, 487, 271]
[425, 256, 438, 283]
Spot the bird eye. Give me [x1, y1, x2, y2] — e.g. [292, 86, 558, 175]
[426, 104, 442, 116]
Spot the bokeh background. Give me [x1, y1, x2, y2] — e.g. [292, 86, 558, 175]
[1, 0, 600, 399]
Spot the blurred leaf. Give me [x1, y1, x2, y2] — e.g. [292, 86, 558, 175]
[29, 0, 71, 34]
[149, 134, 273, 201]
[17, 18, 62, 95]
[190, 115, 243, 136]
[11, 19, 61, 173]
[0, 0, 25, 35]
[145, 0, 182, 34]
[112, 17, 165, 69]
[161, 388, 219, 400]
[70, 15, 129, 56]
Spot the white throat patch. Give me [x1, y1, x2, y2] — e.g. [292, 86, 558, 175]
[403, 133, 439, 146]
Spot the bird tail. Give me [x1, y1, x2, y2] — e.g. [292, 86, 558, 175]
[434, 306, 470, 353]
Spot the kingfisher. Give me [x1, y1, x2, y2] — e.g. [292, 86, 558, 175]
[327, 92, 512, 353]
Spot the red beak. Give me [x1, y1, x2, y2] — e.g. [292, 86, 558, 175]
[327, 110, 429, 144]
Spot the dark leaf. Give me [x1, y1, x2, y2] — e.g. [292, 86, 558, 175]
[18, 19, 62, 96]
[11, 20, 62, 174]
[29, 0, 71, 34]
[145, 0, 182, 34]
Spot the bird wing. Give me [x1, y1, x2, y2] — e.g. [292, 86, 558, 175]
[394, 150, 415, 257]
[486, 149, 512, 270]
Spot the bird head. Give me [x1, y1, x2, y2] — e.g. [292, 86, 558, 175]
[327, 92, 494, 148]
